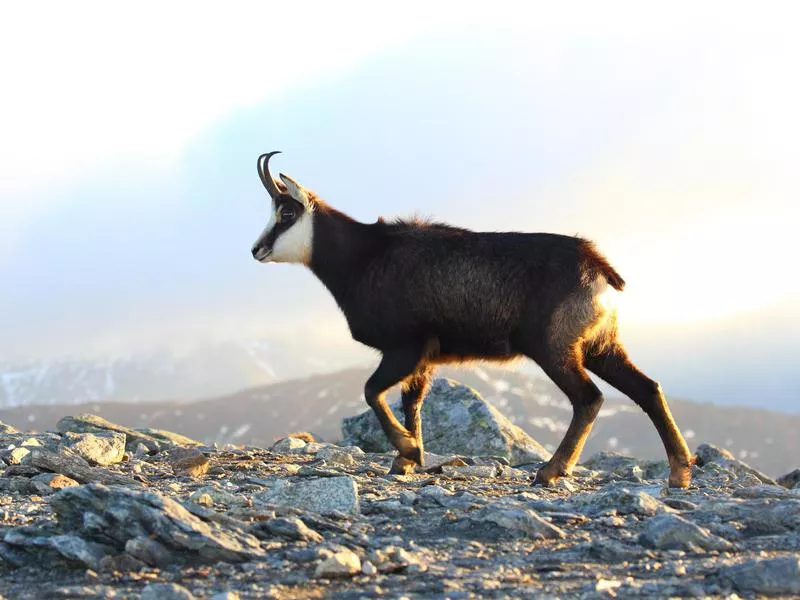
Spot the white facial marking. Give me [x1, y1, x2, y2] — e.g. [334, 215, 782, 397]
[252, 204, 313, 265]
[271, 209, 313, 264]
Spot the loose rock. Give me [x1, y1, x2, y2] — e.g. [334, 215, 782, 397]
[459, 505, 566, 540]
[46, 484, 266, 566]
[720, 556, 800, 595]
[168, 449, 210, 479]
[57, 414, 164, 453]
[141, 582, 197, 600]
[60, 432, 126, 466]
[27, 448, 137, 486]
[256, 476, 360, 516]
[315, 549, 361, 578]
[695, 443, 776, 485]
[639, 513, 734, 552]
[776, 468, 800, 489]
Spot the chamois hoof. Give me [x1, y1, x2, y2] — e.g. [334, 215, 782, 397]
[532, 462, 569, 487]
[667, 456, 695, 488]
[389, 455, 419, 475]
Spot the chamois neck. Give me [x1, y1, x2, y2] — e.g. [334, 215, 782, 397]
[308, 205, 378, 303]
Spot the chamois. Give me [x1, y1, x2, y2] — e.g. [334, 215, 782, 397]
[251, 152, 694, 488]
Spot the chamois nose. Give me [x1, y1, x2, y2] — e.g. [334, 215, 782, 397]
[251, 245, 261, 259]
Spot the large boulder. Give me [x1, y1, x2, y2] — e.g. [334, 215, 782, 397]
[341, 378, 550, 466]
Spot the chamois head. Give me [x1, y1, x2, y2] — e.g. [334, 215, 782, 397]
[251, 151, 315, 265]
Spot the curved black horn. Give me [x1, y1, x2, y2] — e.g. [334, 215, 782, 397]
[257, 151, 283, 199]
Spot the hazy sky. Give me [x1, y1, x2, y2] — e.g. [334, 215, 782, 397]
[1, 3, 798, 410]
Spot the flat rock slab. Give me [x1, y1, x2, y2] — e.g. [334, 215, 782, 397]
[60, 431, 126, 466]
[457, 505, 566, 540]
[639, 513, 734, 552]
[721, 556, 800, 595]
[47, 484, 265, 566]
[342, 378, 550, 466]
[256, 475, 360, 516]
[27, 448, 137, 486]
[57, 414, 166, 453]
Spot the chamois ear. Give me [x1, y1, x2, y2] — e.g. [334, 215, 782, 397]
[279, 173, 313, 210]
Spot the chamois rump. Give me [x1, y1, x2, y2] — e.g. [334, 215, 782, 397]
[251, 152, 694, 488]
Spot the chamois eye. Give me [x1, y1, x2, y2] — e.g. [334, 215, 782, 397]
[280, 207, 296, 221]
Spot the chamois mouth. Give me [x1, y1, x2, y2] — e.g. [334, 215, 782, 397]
[253, 248, 272, 263]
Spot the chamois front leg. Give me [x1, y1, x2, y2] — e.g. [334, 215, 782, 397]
[364, 347, 425, 475]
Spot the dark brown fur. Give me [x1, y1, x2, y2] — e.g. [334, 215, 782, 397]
[253, 156, 694, 488]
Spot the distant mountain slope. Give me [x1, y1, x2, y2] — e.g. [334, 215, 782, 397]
[0, 339, 359, 408]
[0, 365, 796, 477]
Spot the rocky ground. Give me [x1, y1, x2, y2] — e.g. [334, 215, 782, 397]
[0, 383, 799, 599]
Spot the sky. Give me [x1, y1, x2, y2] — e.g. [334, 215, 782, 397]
[1, 2, 799, 410]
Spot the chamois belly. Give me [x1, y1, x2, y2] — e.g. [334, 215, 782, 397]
[428, 335, 520, 364]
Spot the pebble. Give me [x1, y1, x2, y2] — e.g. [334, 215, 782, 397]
[314, 549, 361, 578]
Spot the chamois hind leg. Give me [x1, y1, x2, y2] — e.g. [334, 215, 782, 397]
[584, 343, 694, 488]
[364, 346, 425, 474]
[394, 365, 434, 474]
[532, 347, 604, 487]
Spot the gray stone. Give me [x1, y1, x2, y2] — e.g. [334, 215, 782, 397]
[188, 486, 242, 507]
[695, 443, 776, 485]
[135, 428, 204, 448]
[732, 484, 796, 499]
[582, 452, 668, 479]
[141, 583, 196, 600]
[0, 476, 36, 495]
[369, 546, 426, 573]
[342, 378, 550, 466]
[639, 514, 735, 552]
[589, 538, 651, 562]
[441, 464, 497, 478]
[776, 468, 800, 489]
[210, 593, 241, 600]
[460, 505, 566, 540]
[256, 476, 360, 516]
[316, 445, 364, 461]
[60, 432, 126, 466]
[316, 448, 357, 467]
[270, 437, 307, 453]
[721, 556, 800, 595]
[2, 528, 114, 570]
[315, 549, 361, 578]
[361, 560, 377, 575]
[125, 536, 174, 568]
[249, 517, 323, 543]
[27, 448, 137, 486]
[56, 414, 163, 453]
[30, 473, 80, 495]
[582, 487, 665, 516]
[50, 483, 265, 565]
